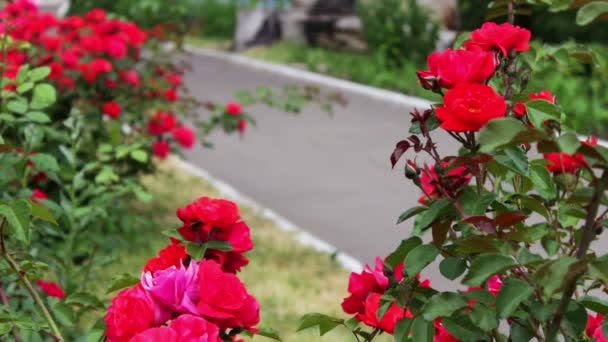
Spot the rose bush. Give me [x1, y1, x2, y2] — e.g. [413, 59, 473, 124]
[299, 4, 608, 341]
[103, 196, 279, 342]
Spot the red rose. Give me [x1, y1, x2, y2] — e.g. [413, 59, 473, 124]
[544, 136, 596, 174]
[37, 280, 65, 299]
[419, 162, 471, 204]
[196, 260, 260, 329]
[128, 327, 178, 342]
[205, 221, 254, 273]
[105, 78, 118, 89]
[105, 37, 128, 59]
[587, 313, 607, 342]
[84, 8, 107, 23]
[60, 49, 80, 68]
[105, 285, 170, 342]
[31, 188, 48, 201]
[226, 102, 241, 116]
[165, 72, 182, 86]
[465, 22, 531, 56]
[143, 239, 188, 273]
[48, 61, 63, 79]
[435, 83, 507, 132]
[119, 69, 140, 87]
[237, 119, 247, 133]
[102, 101, 122, 118]
[164, 88, 178, 102]
[172, 126, 196, 148]
[148, 111, 177, 135]
[176, 197, 240, 232]
[168, 314, 221, 342]
[513, 89, 555, 117]
[355, 293, 408, 335]
[152, 140, 170, 159]
[417, 48, 496, 89]
[434, 318, 459, 342]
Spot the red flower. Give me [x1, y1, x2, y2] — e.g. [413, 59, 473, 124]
[172, 126, 196, 148]
[487, 275, 503, 295]
[465, 22, 531, 56]
[355, 293, 408, 335]
[419, 162, 471, 204]
[119, 69, 140, 87]
[128, 327, 178, 342]
[513, 89, 556, 117]
[84, 8, 107, 23]
[226, 102, 242, 116]
[48, 61, 63, 79]
[143, 239, 188, 273]
[417, 48, 496, 89]
[434, 318, 459, 342]
[545, 136, 597, 174]
[148, 111, 177, 135]
[196, 260, 260, 330]
[102, 101, 122, 118]
[79, 58, 112, 82]
[237, 119, 247, 134]
[37, 280, 65, 299]
[168, 314, 221, 342]
[342, 257, 394, 315]
[164, 88, 178, 102]
[31, 188, 48, 201]
[205, 221, 254, 273]
[105, 285, 170, 342]
[105, 37, 128, 59]
[152, 140, 170, 159]
[587, 313, 607, 342]
[176, 197, 240, 233]
[165, 72, 182, 86]
[105, 78, 118, 89]
[435, 83, 507, 132]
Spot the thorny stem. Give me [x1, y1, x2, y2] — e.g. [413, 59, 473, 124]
[0, 219, 64, 342]
[545, 170, 608, 341]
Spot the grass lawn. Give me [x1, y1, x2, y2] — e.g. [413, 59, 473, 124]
[86, 160, 391, 341]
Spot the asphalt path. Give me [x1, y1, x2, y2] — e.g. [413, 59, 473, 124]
[181, 51, 458, 270]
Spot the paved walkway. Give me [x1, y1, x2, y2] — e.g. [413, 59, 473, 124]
[182, 51, 453, 268]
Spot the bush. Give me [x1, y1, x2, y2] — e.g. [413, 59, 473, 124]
[357, 0, 439, 67]
[187, 0, 238, 39]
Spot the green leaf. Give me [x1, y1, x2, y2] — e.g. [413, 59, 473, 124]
[17, 82, 34, 94]
[65, 292, 105, 309]
[502, 146, 529, 175]
[7, 99, 28, 114]
[255, 327, 283, 341]
[205, 240, 232, 252]
[562, 301, 587, 338]
[462, 254, 516, 286]
[442, 313, 486, 341]
[0, 323, 11, 336]
[496, 278, 534, 318]
[415, 198, 451, 233]
[531, 256, 577, 296]
[29, 66, 51, 82]
[130, 150, 148, 163]
[405, 244, 439, 277]
[589, 255, 608, 283]
[30, 202, 57, 225]
[52, 302, 77, 326]
[464, 290, 496, 307]
[30, 84, 56, 109]
[439, 257, 467, 280]
[411, 317, 434, 342]
[397, 206, 427, 224]
[576, 1, 608, 25]
[25, 111, 50, 123]
[478, 118, 527, 153]
[525, 99, 561, 127]
[106, 273, 140, 294]
[422, 292, 469, 321]
[529, 164, 557, 200]
[0, 200, 31, 243]
[395, 318, 414, 342]
[470, 304, 498, 331]
[29, 153, 59, 173]
[186, 243, 207, 260]
[386, 236, 423, 268]
[297, 313, 342, 336]
[557, 132, 581, 155]
[580, 296, 608, 315]
[95, 166, 119, 184]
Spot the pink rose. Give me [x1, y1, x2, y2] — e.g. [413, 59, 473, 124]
[169, 314, 221, 342]
[128, 327, 178, 342]
[142, 260, 200, 315]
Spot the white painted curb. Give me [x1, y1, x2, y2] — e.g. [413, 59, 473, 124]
[170, 156, 365, 273]
[185, 45, 434, 110]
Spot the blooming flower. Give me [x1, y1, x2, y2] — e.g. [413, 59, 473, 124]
[102, 101, 122, 118]
[417, 48, 496, 89]
[142, 260, 200, 315]
[225, 102, 241, 116]
[513, 89, 556, 117]
[465, 22, 531, 56]
[148, 111, 177, 135]
[152, 140, 170, 159]
[172, 126, 196, 148]
[435, 83, 507, 132]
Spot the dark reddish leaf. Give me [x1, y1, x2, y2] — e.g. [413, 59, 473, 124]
[449, 154, 494, 168]
[432, 220, 452, 247]
[494, 212, 528, 227]
[391, 140, 411, 168]
[463, 216, 496, 233]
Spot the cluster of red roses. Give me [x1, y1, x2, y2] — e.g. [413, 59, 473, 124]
[413, 21, 597, 205]
[341, 256, 510, 340]
[105, 197, 259, 341]
[0, 0, 197, 159]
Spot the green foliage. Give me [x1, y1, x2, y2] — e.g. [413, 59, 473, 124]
[357, 0, 439, 67]
[187, 0, 238, 38]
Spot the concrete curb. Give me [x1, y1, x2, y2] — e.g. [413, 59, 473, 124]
[170, 156, 365, 273]
[185, 44, 434, 109]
